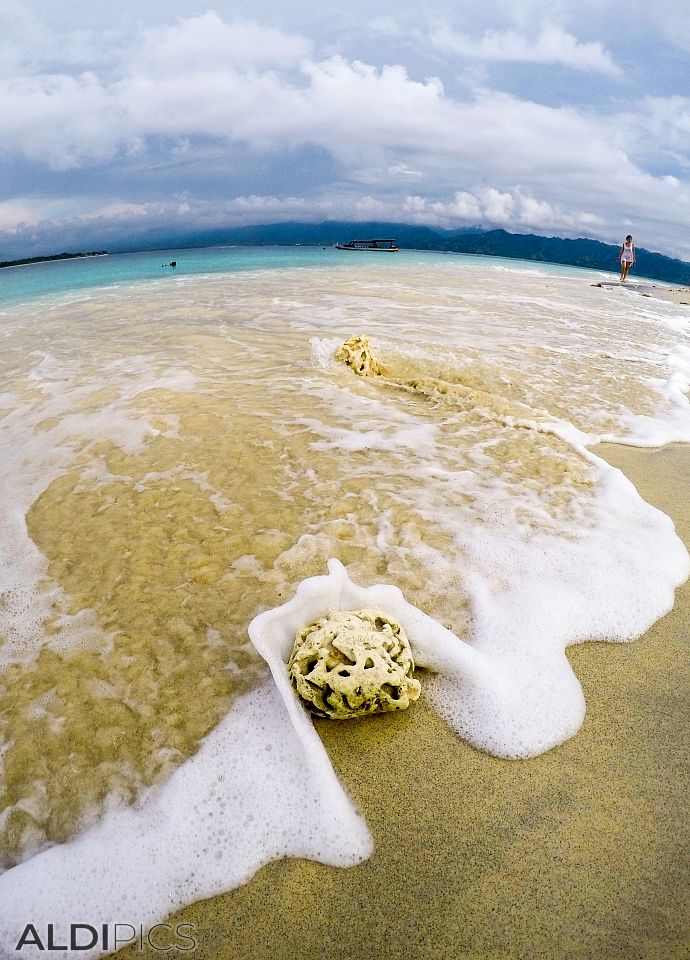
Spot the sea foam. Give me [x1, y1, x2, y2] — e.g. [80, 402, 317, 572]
[0, 680, 371, 959]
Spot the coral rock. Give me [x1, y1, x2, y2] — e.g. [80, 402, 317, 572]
[288, 609, 421, 719]
[334, 336, 382, 377]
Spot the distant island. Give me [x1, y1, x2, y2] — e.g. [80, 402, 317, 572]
[0, 251, 107, 270]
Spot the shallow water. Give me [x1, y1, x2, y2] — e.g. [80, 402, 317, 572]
[0, 251, 689, 952]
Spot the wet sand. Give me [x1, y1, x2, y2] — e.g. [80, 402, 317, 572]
[651, 286, 690, 306]
[592, 277, 690, 306]
[124, 443, 690, 960]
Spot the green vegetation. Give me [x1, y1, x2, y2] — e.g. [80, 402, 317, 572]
[424, 229, 690, 286]
[0, 251, 107, 269]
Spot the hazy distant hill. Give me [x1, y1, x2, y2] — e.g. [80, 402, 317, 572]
[108, 220, 462, 253]
[428, 229, 690, 285]
[111, 220, 689, 285]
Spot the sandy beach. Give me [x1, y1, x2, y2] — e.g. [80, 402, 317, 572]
[593, 277, 690, 308]
[650, 286, 690, 307]
[116, 442, 689, 960]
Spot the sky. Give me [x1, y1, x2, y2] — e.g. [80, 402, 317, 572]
[1, 0, 689, 259]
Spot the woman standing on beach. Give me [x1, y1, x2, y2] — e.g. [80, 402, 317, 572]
[618, 234, 635, 282]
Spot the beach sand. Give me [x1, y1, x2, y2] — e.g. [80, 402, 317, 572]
[121, 443, 689, 960]
[592, 278, 690, 307]
[650, 286, 690, 306]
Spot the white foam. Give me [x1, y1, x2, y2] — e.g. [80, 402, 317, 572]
[593, 385, 690, 449]
[249, 438, 688, 761]
[310, 336, 342, 371]
[265, 330, 690, 759]
[588, 342, 690, 447]
[660, 345, 690, 409]
[0, 679, 372, 959]
[424, 450, 688, 755]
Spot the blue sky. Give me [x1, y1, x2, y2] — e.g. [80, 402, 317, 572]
[1, 0, 689, 259]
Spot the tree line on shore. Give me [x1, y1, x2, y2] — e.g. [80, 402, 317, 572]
[0, 251, 107, 269]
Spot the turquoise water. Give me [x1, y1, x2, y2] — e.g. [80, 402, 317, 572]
[0, 245, 604, 306]
[0, 246, 331, 306]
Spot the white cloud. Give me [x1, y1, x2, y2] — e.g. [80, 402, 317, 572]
[432, 192, 483, 221]
[403, 195, 428, 215]
[128, 13, 311, 74]
[628, 96, 690, 168]
[0, 1, 53, 77]
[353, 195, 390, 216]
[0, 11, 688, 257]
[0, 43, 627, 178]
[417, 188, 604, 234]
[366, 16, 403, 38]
[227, 194, 307, 212]
[88, 202, 149, 219]
[1, 72, 127, 169]
[388, 163, 423, 178]
[0, 201, 40, 231]
[430, 24, 621, 77]
[481, 188, 515, 222]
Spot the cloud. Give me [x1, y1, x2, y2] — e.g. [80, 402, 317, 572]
[128, 12, 311, 74]
[0, 201, 41, 232]
[430, 24, 622, 77]
[0, 1, 52, 76]
[408, 188, 604, 233]
[627, 96, 690, 168]
[388, 163, 423, 178]
[0, 10, 688, 259]
[365, 16, 403, 38]
[0, 26, 626, 178]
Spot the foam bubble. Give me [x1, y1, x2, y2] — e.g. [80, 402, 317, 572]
[0, 680, 372, 959]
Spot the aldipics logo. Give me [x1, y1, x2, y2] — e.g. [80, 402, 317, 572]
[14, 923, 197, 953]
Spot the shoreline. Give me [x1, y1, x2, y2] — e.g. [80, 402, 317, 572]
[593, 276, 690, 305]
[119, 441, 690, 960]
[0, 252, 108, 271]
[647, 284, 690, 306]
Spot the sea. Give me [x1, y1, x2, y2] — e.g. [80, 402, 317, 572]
[0, 246, 689, 955]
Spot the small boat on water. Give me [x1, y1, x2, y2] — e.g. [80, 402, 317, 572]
[335, 238, 400, 252]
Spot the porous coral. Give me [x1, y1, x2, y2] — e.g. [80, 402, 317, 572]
[288, 609, 421, 719]
[334, 336, 382, 377]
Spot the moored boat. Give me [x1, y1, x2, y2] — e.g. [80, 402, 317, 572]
[335, 238, 400, 252]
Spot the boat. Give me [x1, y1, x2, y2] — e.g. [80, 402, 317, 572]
[335, 238, 400, 252]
